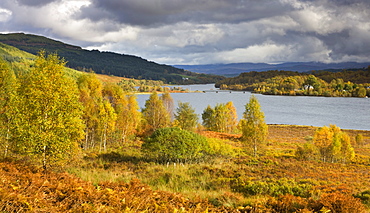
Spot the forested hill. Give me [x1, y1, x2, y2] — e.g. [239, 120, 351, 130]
[175, 62, 370, 77]
[215, 69, 370, 97]
[0, 33, 224, 84]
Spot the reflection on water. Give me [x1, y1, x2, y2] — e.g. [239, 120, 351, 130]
[136, 84, 370, 130]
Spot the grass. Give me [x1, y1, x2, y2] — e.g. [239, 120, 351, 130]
[64, 125, 370, 209]
[1, 124, 369, 211]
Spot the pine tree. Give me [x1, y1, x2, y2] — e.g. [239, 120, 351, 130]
[202, 105, 215, 131]
[15, 51, 84, 169]
[240, 95, 268, 157]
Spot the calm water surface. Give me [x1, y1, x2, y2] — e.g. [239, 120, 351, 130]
[136, 84, 370, 130]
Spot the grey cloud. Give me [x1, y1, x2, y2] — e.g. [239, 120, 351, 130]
[304, 0, 370, 6]
[318, 30, 370, 60]
[79, 0, 293, 27]
[1, 0, 370, 64]
[15, 0, 59, 7]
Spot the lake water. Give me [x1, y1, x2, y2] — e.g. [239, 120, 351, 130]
[136, 84, 370, 130]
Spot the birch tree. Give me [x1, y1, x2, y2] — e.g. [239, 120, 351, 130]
[201, 102, 238, 133]
[0, 59, 19, 158]
[142, 92, 170, 134]
[77, 73, 103, 149]
[161, 92, 174, 121]
[240, 95, 268, 157]
[103, 83, 140, 144]
[313, 125, 355, 163]
[16, 51, 84, 169]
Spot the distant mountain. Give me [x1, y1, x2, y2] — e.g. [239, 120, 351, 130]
[174, 62, 370, 76]
[0, 33, 224, 84]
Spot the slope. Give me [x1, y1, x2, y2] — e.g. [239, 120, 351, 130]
[175, 62, 370, 76]
[0, 33, 224, 84]
[0, 41, 83, 80]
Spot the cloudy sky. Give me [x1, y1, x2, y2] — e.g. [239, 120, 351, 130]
[0, 0, 369, 65]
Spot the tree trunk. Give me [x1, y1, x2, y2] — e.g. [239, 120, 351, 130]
[103, 125, 107, 152]
[251, 138, 258, 157]
[84, 128, 89, 149]
[43, 145, 47, 171]
[4, 128, 10, 158]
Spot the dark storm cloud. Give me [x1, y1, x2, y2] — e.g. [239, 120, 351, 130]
[16, 0, 59, 7]
[1, 0, 370, 64]
[79, 0, 293, 27]
[318, 30, 370, 60]
[305, 0, 368, 6]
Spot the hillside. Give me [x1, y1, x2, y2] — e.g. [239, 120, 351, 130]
[0, 33, 224, 84]
[0, 41, 85, 80]
[175, 62, 370, 77]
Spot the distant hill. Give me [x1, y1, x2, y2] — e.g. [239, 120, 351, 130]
[174, 62, 370, 76]
[0, 33, 224, 84]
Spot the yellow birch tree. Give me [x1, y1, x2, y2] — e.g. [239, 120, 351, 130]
[240, 95, 268, 157]
[16, 51, 84, 169]
[0, 58, 19, 158]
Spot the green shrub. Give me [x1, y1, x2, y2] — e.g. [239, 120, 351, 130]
[207, 138, 239, 157]
[142, 127, 210, 163]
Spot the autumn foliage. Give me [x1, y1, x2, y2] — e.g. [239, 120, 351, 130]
[1, 51, 370, 212]
[0, 160, 238, 212]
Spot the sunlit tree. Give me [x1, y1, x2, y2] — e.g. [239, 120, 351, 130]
[313, 124, 354, 163]
[97, 99, 116, 152]
[77, 73, 103, 149]
[225, 101, 238, 133]
[201, 102, 238, 133]
[161, 92, 175, 121]
[103, 83, 140, 143]
[142, 92, 170, 134]
[0, 59, 19, 158]
[15, 51, 84, 169]
[174, 102, 198, 131]
[240, 95, 268, 157]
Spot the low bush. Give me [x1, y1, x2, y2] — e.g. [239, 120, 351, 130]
[142, 127, 210, 163]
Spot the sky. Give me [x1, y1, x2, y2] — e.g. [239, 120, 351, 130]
[0, 0, 369, 65]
